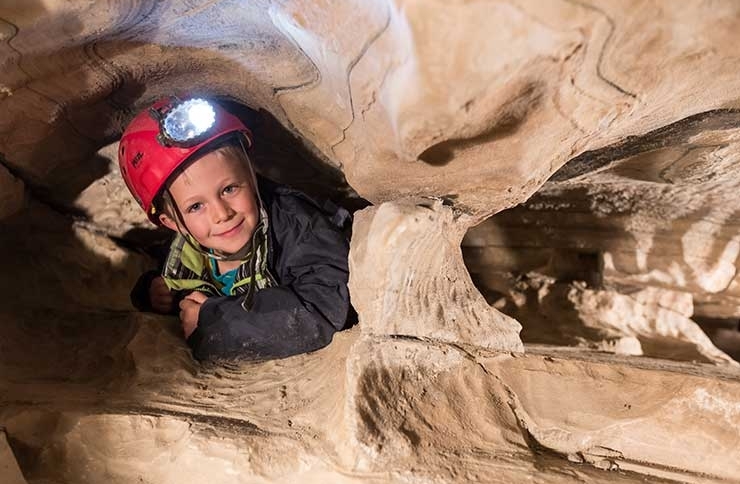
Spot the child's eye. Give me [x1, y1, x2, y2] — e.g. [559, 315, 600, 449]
[222, 184, 240, 195]
[187, 202, 202, 213]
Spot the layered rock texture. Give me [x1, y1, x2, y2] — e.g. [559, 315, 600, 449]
[463, 111, 740, 364]
[2, 1, 740, 482]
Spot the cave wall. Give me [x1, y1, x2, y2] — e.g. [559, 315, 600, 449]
[463, 116, 740, 362]
[2, 1, 740, 482]
[5, 1, 740, 219]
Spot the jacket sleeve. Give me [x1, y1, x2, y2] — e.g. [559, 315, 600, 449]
[130, 268, 182, 315]
[130, 270, 161, 312]
[186, 195, 351, 361]
[130, 237, 179, 314]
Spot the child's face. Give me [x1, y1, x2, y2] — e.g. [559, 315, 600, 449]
[159, 150, 259, 255]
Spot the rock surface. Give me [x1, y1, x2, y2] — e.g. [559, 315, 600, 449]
[1, 430, 27, 484]
[463, 115, 740, 363]
[3, 1, 740, 218]
[0, 161, 24, 220]
[2, 1, 740, 482]
[2, 314, 740, 483]
[349, 199, 522, 351]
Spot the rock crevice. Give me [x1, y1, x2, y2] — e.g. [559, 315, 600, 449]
[3, 1, 740, 482]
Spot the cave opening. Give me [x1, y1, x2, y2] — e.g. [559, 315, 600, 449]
[0, 96, 371, 482]
[693, 316, 740, 362]
[462, 195, 740, 365]
[0, 93, 370, 393]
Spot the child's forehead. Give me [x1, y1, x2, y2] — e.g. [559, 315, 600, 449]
[171, 150, 252, 188]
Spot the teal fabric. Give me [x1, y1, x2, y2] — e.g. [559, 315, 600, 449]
[210, 259, 239, 296]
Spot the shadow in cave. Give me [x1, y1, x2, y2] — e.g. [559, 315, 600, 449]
[418, 110, 525, 167]
[0, 0, 179, 377]
[0, 3, 373, 397]
[461, 173, 740, 364]
[217, 98, 368, 211]
[461, 195, 606, 347]
[694, 317, 740, 362]
[0, 5, 173, 476]
[0, 4, 371, 477]
[0, 2, 367, 462]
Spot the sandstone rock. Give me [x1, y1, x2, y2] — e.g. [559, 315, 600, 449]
[0, 430, 26, 484]
[3, 0, 740, 482]
[0, 162, 24, 221]
[463, 119, 740, 362]
[463, 266, 736, 365]
[571, 286, 736, 365]
[69, 144, 150, 237]
[464, 121, 740, 319]
[494, 346, 740, 482]
[2, 314, 739, 482]
[0, 202, 152, 315]
[2, 2, 740, 218]
[349, 199, 522, 352]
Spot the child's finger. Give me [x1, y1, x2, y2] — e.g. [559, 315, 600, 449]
[179, 298, 194, 311]
[180, 317, 198, 339]
[185, 291, 208, 304]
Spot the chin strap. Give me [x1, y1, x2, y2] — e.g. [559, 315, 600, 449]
[163, 134, 270, 309]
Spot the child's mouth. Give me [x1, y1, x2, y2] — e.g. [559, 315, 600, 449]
[216, 219, 243, 237]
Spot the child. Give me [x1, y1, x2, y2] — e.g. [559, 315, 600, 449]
[119, 96, 352, 361]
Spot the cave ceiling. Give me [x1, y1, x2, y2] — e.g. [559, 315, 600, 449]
[2, 1, 740, 483]
[2, 0, 740, 220]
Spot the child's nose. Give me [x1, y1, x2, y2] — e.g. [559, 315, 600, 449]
[212, 200, 233, 222]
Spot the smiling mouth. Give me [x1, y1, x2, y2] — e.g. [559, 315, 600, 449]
[216, 219, 244, 237]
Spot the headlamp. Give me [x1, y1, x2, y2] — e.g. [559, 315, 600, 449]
[151, 98, 217, 147]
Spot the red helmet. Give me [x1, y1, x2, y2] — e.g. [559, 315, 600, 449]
[118, 97, 253, 224]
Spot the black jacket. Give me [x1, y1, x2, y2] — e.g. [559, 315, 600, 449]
[131, 180, 353, 361]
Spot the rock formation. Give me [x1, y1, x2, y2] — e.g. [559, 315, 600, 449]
[463, 113, 740, 363]
[1, 1, 740, 482]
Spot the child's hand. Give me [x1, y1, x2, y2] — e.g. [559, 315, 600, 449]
[149, 276, 174, 314]
[179, 291, 208, 339]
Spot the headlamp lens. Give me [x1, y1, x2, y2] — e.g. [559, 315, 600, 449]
[162, 98, 216, 144]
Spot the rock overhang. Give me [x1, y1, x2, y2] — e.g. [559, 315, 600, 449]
[3, 1, 740, 219]
[3, 1, 740, 482]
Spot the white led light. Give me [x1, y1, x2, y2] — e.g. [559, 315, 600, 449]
[163, 98, 216, 143]
[188, 102, 215, 132]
